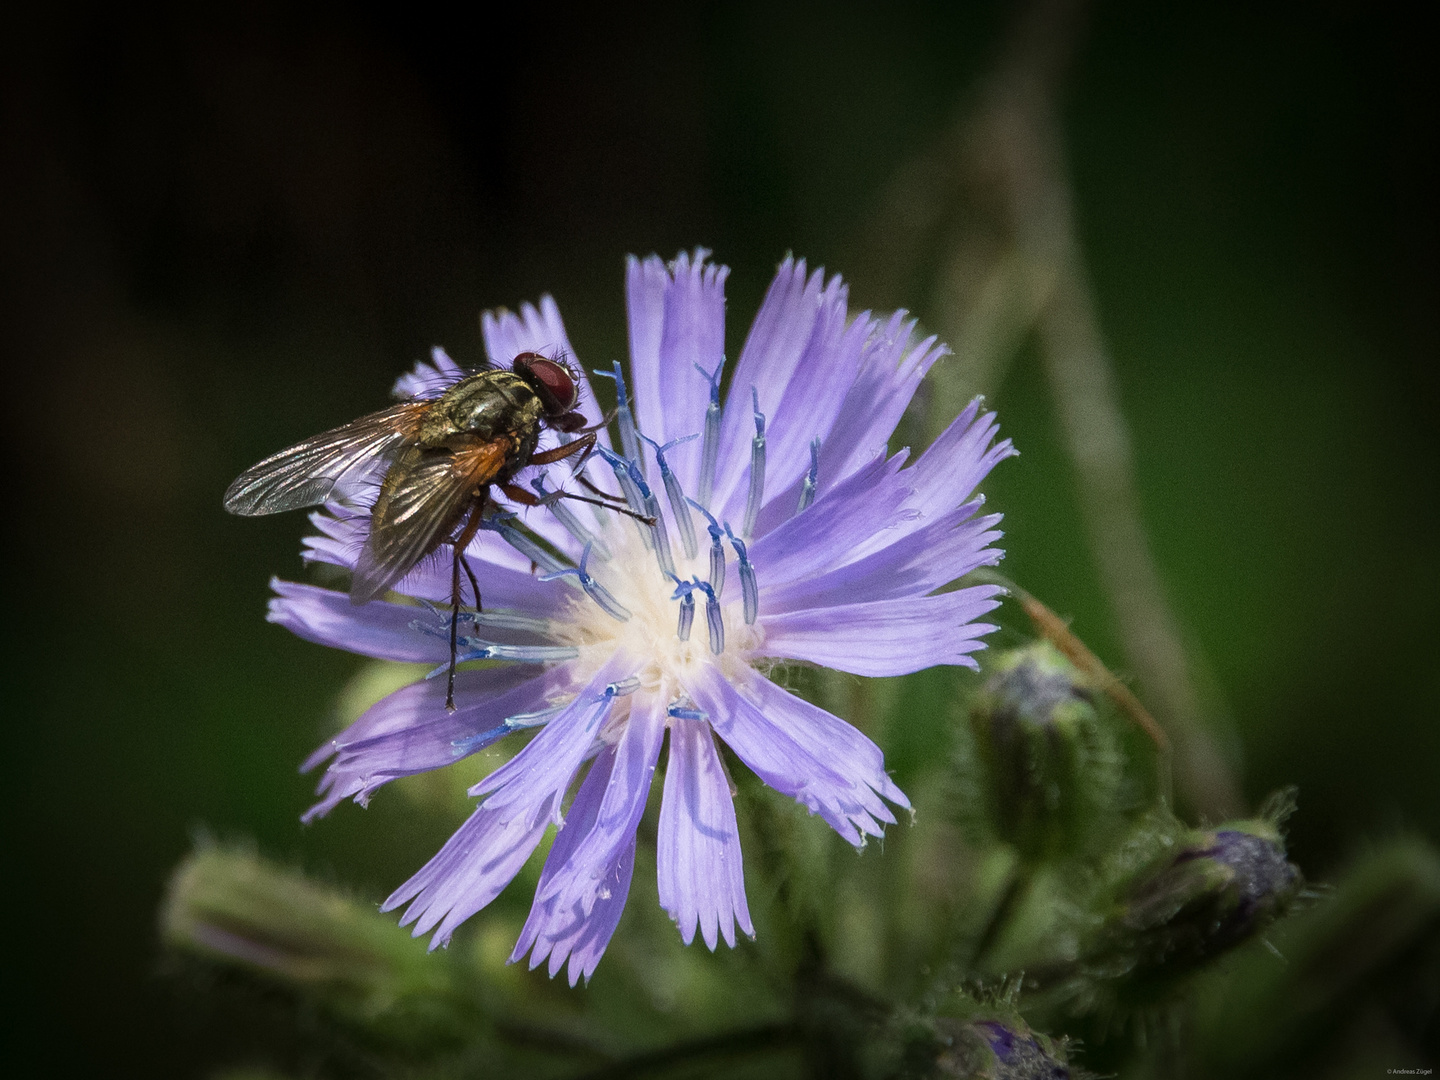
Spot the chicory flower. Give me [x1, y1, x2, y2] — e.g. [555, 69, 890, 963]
[271, 250, 1016, 984]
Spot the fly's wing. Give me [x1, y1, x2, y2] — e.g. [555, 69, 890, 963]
[350, 438, 512, 604]
[223, 402, 427, 516]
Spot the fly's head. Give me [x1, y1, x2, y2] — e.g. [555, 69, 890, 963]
[513, 353, 587, 433]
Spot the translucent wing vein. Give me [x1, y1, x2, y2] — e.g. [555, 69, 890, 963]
[223, 403, 426, 516]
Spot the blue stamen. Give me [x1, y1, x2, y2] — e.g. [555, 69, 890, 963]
[449, 723, 509, 756]
[724, 523, 759, 626]
[600, 447, 675, 576]
[582, 694, 614, 736]
[413, 601, 553, 636]
[461, 642, 581, 663]
[423, 641, 579, 678]
[743, 387, 766, 538]
[464, 610, 554, 634]
[531, 473, 607, 559]
[642, 432, 700, 559]
[686, 498, 727, 598]
[694, 359, 723, 508]
[669, 575, 696, 641]
[503, 702, 569, 730]
[539, 542, 631, 622]
[694, 578, 724, 655]
[797, 437, 821, 513]
[481, 512, 567, 576]
[595, 446, 650, 528]
[638, 482, 676, 579]
[666, 700, 709, 722]
[593, 361, 644, 480]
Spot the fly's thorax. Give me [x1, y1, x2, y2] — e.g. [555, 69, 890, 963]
[417, 371, 545, 447]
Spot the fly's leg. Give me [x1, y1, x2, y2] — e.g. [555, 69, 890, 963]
[531, 429, 656, 521]
[499, 480, 655, 526]
[446, 496, 488, 713]
[529, 430, 596, 470]
[461, 555, 482, 615]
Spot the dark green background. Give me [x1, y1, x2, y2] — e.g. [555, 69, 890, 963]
[3, 1, 1434, 1073]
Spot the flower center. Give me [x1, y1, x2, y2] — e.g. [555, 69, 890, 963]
[556, 520, 761, 710]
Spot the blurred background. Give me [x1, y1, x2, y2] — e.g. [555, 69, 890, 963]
[2, 0, 1435, 1074]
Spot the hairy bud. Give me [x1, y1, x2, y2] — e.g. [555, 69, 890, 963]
[1103, 818, 1302, 984]
[968, 642, 1121, 861]
[162, 846, 479, 1049]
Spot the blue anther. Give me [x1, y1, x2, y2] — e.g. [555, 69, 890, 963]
[669, 575, 696, 641]
[641, 432, 700, 559]
[666, 700, 709, 722]
[604, 676, 642, 697]
[531, 473, 607, 559]
[724, 523, 759, 626]
[694, 359, 724, 508]
[539, 542, 631, 622]
[449, 723, 509, 757]
[797, 437, 821, 513]
[694, 578, 724, 655]
[743, 387, 766, 538]
[686, 498, 727, 599]
[480, 512, 567, 575]
[595, 446, 650, 525]
[593, 361, 645, 480]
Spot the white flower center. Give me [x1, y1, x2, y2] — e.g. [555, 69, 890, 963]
[554, 516, 761, 714]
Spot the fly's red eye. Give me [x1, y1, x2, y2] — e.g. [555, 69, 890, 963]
[516, 354, 578, 412]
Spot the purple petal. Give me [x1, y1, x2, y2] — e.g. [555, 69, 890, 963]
[745, 451, 914, 591]
[393, 346, 466, 400]
[810, 313, 948, 497]
[745, 675, 908, 810]
[763, 504, 1005, 613]
[629, 251, 730, 490]
[903, 398, 1019, 524]
[758, 587, 1004, 677]
[379, 659, 635, 950]
[689, 665, 897, 846]
[658, 715, 753, 949]
[302, 509, 574, 616]
[511, 744, 638, 985]
[301, 664, 576, 822]
[534, 695, 665, 917]
[267, 579, 446, 662]
[468, 655, 638, 815]
[746, 304, 874, 533]
[709, 259, 845, 520]
[382, 793, 560, 950]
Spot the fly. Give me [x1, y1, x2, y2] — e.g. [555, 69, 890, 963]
[224, 353, 651, 709]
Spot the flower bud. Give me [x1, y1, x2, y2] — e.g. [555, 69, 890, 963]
[967, 642, 1121, 862]
[162, 846, 480, 1049]
[931, 1017, 1072, 1079]
[1191, 835, 1440, 1078]
[1104, 819, 1302, 983]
